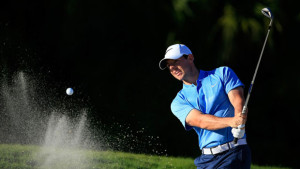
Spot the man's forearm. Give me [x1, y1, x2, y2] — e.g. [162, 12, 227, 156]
[186, 109, 241, 130]
[228, 87, 247, 123]
[196, 114, 233, 130]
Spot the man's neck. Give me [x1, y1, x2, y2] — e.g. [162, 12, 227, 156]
[183, 67, 199, 85]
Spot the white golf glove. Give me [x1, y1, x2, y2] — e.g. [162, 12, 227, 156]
[231, 124, 245, 139]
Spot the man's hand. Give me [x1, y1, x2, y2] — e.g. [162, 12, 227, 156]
[229, 113, 247, 128]
[231, 124, 245, 139]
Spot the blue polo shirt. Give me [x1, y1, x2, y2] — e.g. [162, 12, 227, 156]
[171, 66, 245, 149]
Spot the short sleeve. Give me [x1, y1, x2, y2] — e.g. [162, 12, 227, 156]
[171, 93, 194, 131]
[218, 67, 244, 94]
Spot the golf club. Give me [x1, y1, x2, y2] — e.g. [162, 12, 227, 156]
[233, 7, 273, 144]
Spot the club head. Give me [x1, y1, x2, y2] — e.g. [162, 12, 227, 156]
[261, 8, 273, 19]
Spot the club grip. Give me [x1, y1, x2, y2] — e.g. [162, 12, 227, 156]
[233, 137, 238, 144]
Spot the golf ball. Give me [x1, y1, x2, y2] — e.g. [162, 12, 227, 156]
[66, 88, 74, 95]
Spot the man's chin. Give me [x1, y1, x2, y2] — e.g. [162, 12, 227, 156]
[175, 76, 183, 81]
[172, 73, 184, 81]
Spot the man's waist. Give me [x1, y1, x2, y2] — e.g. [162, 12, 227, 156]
[201, 138, 247, 155]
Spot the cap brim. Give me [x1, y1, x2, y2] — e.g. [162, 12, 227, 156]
[159, 54, 185, 70]
[159, 58, 168, 70]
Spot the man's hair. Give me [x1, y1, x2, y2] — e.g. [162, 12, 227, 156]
[183, 55, 189, 59]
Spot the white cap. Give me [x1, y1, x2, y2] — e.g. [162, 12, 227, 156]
[159, 44, 192, 70]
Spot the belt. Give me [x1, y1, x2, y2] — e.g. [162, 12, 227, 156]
[202, 138, 247, 155]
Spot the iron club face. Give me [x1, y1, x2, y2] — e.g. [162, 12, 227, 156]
[261, 8, 273, 19]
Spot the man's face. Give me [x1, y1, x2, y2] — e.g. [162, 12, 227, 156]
[166, 55, 192, 81]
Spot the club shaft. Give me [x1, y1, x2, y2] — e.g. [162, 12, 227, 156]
[242, 27, 271, 113]
[233, 20, 272, 144]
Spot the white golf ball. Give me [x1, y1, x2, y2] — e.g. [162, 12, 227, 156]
[66, 88, 74, 95]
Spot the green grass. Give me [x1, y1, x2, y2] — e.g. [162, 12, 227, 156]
[0, 144, 291, 169]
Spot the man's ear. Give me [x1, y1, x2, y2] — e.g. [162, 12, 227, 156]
[188, 54, 194, 62]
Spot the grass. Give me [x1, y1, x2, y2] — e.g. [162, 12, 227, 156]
[0, 144, 291, 169]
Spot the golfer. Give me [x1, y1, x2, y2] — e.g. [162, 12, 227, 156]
[159, 44, 251, 169]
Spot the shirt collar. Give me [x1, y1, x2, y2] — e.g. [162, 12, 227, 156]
[183, 70, 205, 89]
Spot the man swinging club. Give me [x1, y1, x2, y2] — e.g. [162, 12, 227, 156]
[159, 44, 251, 168]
